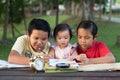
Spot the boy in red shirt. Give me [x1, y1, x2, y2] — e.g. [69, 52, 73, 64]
[75, 20, 115, 64]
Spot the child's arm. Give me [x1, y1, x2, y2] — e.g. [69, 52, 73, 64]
[8, 50, 30, 65]
[48, 47, 55, 59]
[76, 52, 115, 64]
[67, 47, 78, 61]
[88, 52, 115, 64]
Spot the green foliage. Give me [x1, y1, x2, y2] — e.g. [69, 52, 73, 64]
[9, 0, 23, 24]
[30, 0, 40, 6]
[96, 20, 120, 62]
[116, 0, 120, 3]
[0, 1, 4, 18]
[95, 0, 108, 5]
[0, 45, 12, 60]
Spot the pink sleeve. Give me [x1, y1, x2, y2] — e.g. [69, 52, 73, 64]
[51, 42, 56, 49]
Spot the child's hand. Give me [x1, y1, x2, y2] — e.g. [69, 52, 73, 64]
[76, 54, 89, 64]
[42, 54, 49, 63]
[67, 55, 77, 61]
[67, 49, 78, 61]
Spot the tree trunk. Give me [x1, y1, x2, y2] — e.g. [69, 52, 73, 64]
[21, 0, 27, 33]
[10, 17, 15, 38]
[79, 1, 84, 21]
[9, 0, 15, 38]
[2, 0, 9, 41]
[108, 0, 112, 21]
[56, 0, 59, 25]
[64, 2, 71, 15]
[98, 0, 102, 20]
[75, 3, 79, 16]
[82, 0, 94, 21]
[71, 0, 75, 16]
[39, 0, 43, 15]
[90, 0, 95, 20]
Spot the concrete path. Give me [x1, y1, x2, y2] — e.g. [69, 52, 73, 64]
[101, 15, 120, 23]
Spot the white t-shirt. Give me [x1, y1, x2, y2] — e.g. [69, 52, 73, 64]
[52, 44, 73, 59]
[12, 35, 51, 57]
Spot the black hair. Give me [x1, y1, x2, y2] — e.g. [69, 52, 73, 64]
[53, 23, 72, 39]
[76, 20, 98, 38]
[28, 18, 51, 37]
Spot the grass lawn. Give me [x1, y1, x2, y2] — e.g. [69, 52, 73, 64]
[96, 20, 120, 62]
[0, 15, 120, 62]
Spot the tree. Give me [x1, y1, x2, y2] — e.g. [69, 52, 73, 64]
[21, 0, 27, 33]
[81, 0, 94, 21]
[9, 0, 23, 38]
[2, 0, 9, 41]
[1, 0, 25, 42]
[0, 1, 4, 18]
[55, 0, 59, 25]
[108, 0, 112, 21]
[44, 0, 63, 25]
[64, 0, 81, 17]
[95, 0, 107, 20]
[71, 0, 75, 16]
[39, 0, 43, 15]
[64, 0, 95, 20]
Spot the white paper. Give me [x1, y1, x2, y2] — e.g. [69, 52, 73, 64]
[0, 60, 29, 69]
[49, 59, 79, 67]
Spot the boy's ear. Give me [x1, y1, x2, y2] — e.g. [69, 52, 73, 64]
[26, 32, 29, 35]
[94, 34, 98, 40]
[95, 34, 98, 38]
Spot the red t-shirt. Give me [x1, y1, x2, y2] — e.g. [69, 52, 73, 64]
[76, 41, 110, 58]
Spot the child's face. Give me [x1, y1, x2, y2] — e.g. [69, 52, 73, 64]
[28, 29, 48, 52]
[56, 30, 70, 49]
[77, 28, 94, 50]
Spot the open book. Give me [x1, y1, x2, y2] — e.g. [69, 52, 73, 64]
[48, 59, 79, 68]
[45, 59, 80, 73]
[78, 62, 120, 71]
[0, 60, 29, 69]
[47, 59, 120, 72]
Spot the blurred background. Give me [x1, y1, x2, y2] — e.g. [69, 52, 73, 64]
[0, 0, 120, 62]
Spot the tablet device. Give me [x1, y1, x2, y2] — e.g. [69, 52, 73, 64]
[56, 63, 70, 68]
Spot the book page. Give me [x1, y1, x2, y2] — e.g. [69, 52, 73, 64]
[49, 59, 79, 67]
[78, 63, 120, 71]
[0, 60, 29, 69]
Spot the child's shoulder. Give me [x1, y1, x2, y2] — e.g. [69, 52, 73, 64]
[93, 41, 107, 47]
[94, 41, 106, 45]
[72, 43, 78, 47]
[50, 42, 57, 49]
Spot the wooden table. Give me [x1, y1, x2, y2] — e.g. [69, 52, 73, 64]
[0, 68, 120, 80]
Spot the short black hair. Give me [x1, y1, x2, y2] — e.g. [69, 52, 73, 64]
[77, 20, 98, 38]
[53, 23, 72, 39]
[28, 18, 51, 37]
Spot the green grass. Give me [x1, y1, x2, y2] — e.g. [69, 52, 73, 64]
[112, 14, 120, 18]
[0, 15, 120, 62]
[24, 15, 70, 29]
[0, 45, 12, 60]
[96, 20, 120, 62]
[116, 0, 120, 3]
